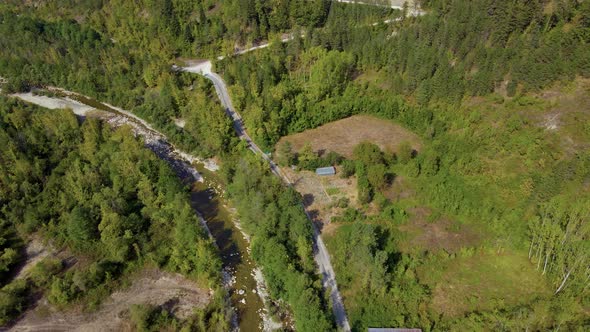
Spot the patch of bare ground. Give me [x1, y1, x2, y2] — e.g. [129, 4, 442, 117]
[278, 114, 421, 159]
[533, 77, 590, 152]
[398, 207, 483, 254]
[10, 269, 211, 332]
[282, 167, 358, 230]
[11, 236, 78, 282]
[12, 237, 53, 280]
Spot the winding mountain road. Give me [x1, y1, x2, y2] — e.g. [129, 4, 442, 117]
[181, 58, 352, 331]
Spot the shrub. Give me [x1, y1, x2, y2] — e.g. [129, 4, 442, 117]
[29, 258, 63, 288]
[340, 160, 356, 178]
[0, 279, 28, 325]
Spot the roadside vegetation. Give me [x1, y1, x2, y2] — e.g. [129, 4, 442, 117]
[0, 0, 589, 331]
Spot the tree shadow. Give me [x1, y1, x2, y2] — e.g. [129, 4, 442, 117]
[302, 193, 315, 208]
[190, 187, 242, 269]
[161, 297, 180, 314]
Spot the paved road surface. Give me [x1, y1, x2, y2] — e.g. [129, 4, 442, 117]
[182, 58, 352, 332]
[179, 3, 429, 326]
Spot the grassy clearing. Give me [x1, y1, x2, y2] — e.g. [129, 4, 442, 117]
[325, 187, 341, 196]
[278, 114, 422, 159]
[398, 211, 486, 254]
[418, 251, 551, 318]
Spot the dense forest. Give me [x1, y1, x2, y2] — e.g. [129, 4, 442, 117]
[217, 0, 590, 329]
[0, 2, 339, 329]
[0, 0, 589, 331]
[0, 97, 226, 328]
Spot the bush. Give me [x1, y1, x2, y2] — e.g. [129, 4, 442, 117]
[397, 141, 413, 164]
[0, 279, 29, 325]
[340, 160, 356, 178]
[130, 304, 152, 332]
[323, 151, 343, 165]
[336, 197, 350, 209]
[29, 258, 63, 288]
[334, 207, 364, 223]
[48, 274, 78, 306]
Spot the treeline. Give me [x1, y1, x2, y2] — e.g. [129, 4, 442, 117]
[328, 0, 590, 103]
[0, 97, 225, 328]
[215, 0, 589, 246]
[0, 5, 345, 328]
[221, 0, 590, 149]
[214, 2, 590, 329]
[0, 11, 240, 158]
[327, 222, 430, 330]
[1, 0, 333, 59]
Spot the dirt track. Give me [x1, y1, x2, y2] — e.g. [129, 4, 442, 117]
[10, 269, 211, 332]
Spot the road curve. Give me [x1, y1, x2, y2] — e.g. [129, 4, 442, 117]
[182, 62, 352, 331]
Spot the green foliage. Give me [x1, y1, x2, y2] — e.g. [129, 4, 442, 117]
[397, 141, 413, 164]
[529, 194, 590, 294]
[0, 218, 22, 283]
[353, 142, 384, 166]
[297, 142, 343, 170]
[0, 279, 29, 326]
[1, 0, 589, 330]
[48, 274, 79, 307]
[367, 164, 389, 190]
[333, 207, 364, 223]
[129, 304, 179, 332]
[350, 142, 393, 204]
[0, 97, 222, 317]
[325, 223, 429, 331]
[225, 154, 333, 331]
[276, 140, 295, 166]
[340, 159, 356, 178]
[28, 258, 63, 288]
[356, 162, 373, 204]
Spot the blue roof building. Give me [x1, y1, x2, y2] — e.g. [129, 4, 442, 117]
[316, 166, 336, 176]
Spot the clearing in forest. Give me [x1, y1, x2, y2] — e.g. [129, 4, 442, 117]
[418, 252, 551, 318]
[282, 167, 358, 230]
[278, 114, 421, 158]
[397, 206, 486, 254]
[11, 269, 211, 331]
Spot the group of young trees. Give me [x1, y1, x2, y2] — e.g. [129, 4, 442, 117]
[223, 153, 334, 331]
[0, 97, 226, 328]
[529, 195, 590, 295]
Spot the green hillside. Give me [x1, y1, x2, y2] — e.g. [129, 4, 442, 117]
[0, 0, 588, 331]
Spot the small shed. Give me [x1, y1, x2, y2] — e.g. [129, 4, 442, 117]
[316, 166, 336, 176]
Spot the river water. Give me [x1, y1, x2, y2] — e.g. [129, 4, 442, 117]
[10, 90, 268, 331]
[190, 166, 267, 332]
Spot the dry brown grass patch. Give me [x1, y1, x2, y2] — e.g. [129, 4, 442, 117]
[278, 115, 421, 159]
[398, 207, 483, 254]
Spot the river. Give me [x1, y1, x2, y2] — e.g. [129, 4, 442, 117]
[9, 89, 275, 331]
